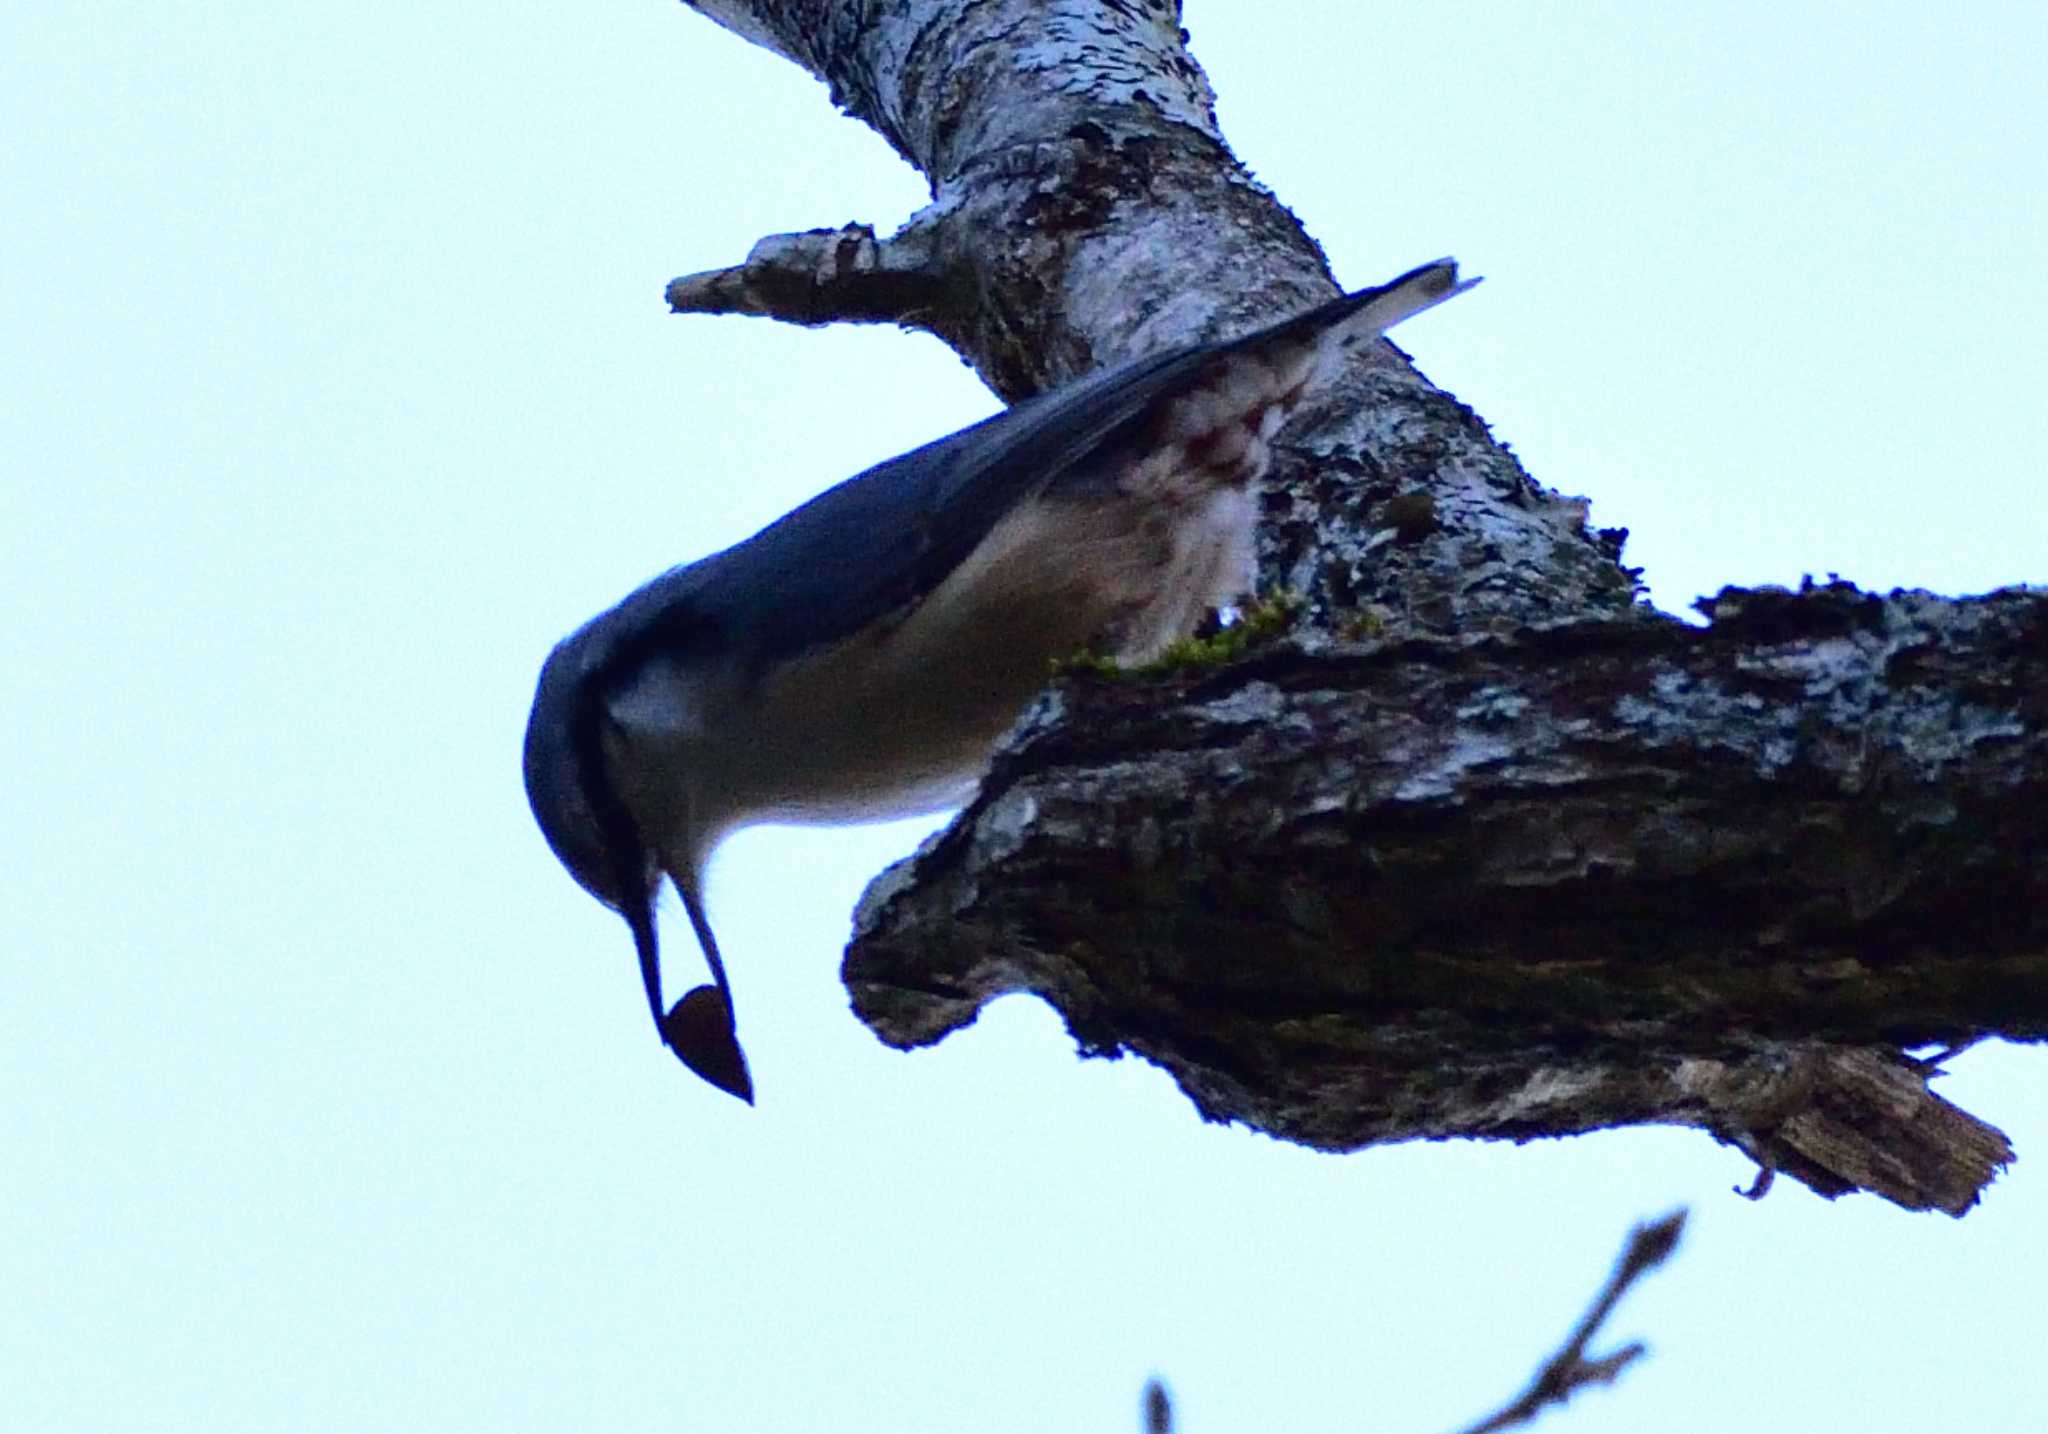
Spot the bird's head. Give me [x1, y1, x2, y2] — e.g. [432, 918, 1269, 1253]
[523, 625, 753, 1103]
[523, 632, 631, 913]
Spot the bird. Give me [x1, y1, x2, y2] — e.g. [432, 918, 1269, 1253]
[523, 258, 1477, 1101]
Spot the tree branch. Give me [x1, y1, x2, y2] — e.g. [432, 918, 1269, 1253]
[1451, 1211, 1685, 1434]
[1138, 1211, 1686, 1433]
[666, 221, 957, 330]
[847, 584, 2043, 1213]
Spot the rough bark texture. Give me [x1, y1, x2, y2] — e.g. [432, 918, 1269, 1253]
[848, 585, 2044, 1215]
[675, 0, 2040, 1212]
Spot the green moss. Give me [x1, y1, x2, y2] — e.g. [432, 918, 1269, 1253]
[1049, 650, 1131, 679]
[1055, 593, 1304, 679]
[1341, 606, 1390, 641]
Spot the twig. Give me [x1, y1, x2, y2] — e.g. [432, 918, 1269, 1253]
[1137, 1212, 1684, 1433]
[1451, 1209, 1687, 1434]
[665, 220, 951, 329]
[1143, 1378, 1171, 1434]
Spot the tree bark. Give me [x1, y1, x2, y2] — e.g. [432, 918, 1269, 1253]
[675, 0, 2040, 1213]
[849, 584, 2043, 1215]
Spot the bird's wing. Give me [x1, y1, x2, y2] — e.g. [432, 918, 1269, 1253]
[600, 260, 1467, 672]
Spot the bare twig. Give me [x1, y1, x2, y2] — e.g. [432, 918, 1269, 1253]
[1137, 1213, 1684, 1433]
[1451, 1210, 1687, 1434]
[1142, 1378, 1171, 1434]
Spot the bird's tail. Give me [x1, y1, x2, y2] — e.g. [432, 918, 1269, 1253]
[1318, 257, 1481, 345]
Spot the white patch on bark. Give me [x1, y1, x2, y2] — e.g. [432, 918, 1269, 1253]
[1201, 682, 1287, 725]
[1392, 730, 1516, 802]
[1012, 3, 1221, 140]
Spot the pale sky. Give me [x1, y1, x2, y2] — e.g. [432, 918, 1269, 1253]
[5, 4, 2044, 1432]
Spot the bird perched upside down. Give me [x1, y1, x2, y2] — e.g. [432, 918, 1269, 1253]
[523, 258, 1477, 1101]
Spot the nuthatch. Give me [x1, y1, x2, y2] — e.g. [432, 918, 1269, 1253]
[523, 258, 1476, 1101]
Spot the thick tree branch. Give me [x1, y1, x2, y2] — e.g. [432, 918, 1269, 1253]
[847, 584, 2044, 1213]
[671, 4, 1622, 627]
[674, 2, 1476, 405]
